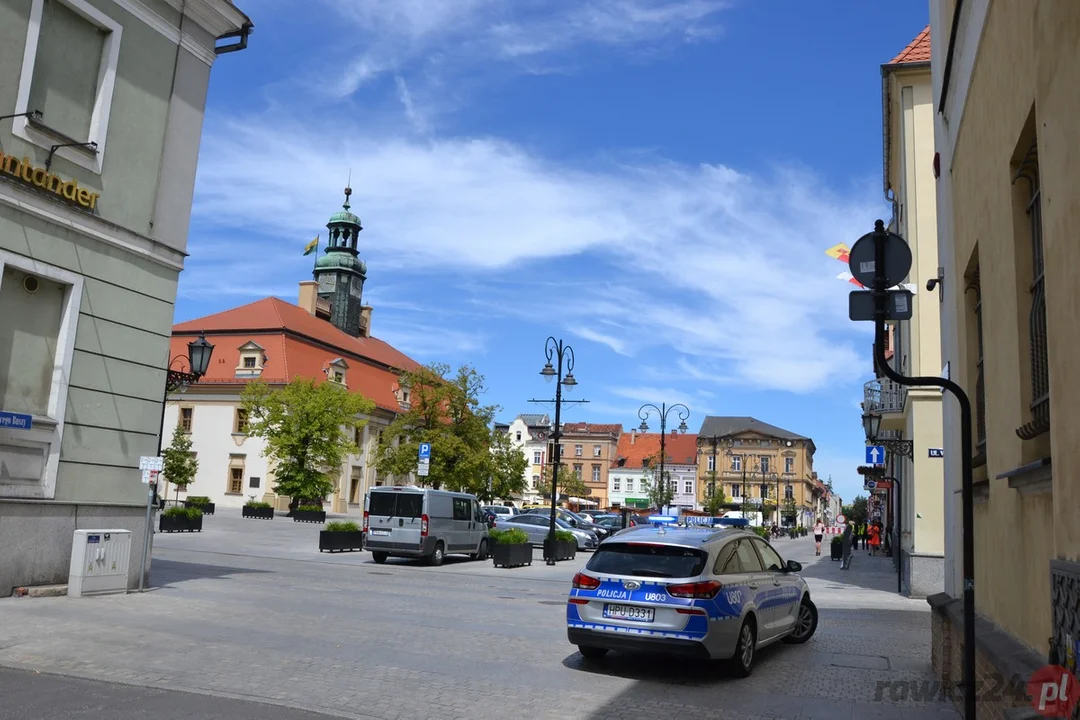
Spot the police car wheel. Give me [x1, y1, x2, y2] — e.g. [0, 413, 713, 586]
[371, 552, 388, 564]
[727, 619, 756, 677]
[783, 597, 818, 644]
[578, 646, 607, 659]
[428, 542, 445, 566]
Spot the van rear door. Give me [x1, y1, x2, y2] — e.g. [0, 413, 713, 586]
[367, 490, 424, 552]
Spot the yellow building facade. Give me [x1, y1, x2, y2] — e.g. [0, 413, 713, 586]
[928, 1, 1080, 715]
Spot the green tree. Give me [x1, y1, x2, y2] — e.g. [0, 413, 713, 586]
[842, 495, 869, 525]
[485, 429, 529, 503]
[240, 377, 374, 508]
[782, 496, 798, 520]
[161, 423, 198, 503]
[374, 364, 499, 495]
[643, 457, 674, 510]
[702, 471, 728, 515]
[536, 461, 590, 500]
[761, 501, 777, 524]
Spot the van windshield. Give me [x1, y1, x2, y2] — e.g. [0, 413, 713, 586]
[368, 492, 424, 518]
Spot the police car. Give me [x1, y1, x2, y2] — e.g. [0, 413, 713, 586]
[566, 523, 817, 676]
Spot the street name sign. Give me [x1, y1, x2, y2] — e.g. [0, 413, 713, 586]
[848, 230, 913, 288]
[929, 448, 944, 458]
[865, 445, 885, 465]
[849, 289, 913, 322]
[0, 410, 32, 430]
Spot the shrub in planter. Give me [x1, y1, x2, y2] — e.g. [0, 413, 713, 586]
[319, 520, 363, 552]
[543, 529, 577, 561]
[489, 528, 532, 568]
[292, 504, 327, 523]
[242, 501, 275, 519]
[831, 535, 844, 561]
[160, 505, 203, 533]
[184, 496, 215, 515]
[751, 526, 770, 540]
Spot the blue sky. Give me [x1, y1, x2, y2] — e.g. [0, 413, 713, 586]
[177, 0, 930, 505]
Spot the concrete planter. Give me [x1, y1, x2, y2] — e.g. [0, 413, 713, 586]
[242, 506, 275, 520]
[831, 540, 843, 561]
[293, 510, 326, 523]
[543, 538, 577, 562]
[319, 530, 364, 552]
[184, 500, 215, 515]
[491, 542, 533, 568]
[160, 513, 203, 533]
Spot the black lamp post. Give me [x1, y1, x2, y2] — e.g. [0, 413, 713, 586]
[157, 333, 215, 454]
[861, 410, 882, 444]
[637, 403, 689, 512]
[540, 337, 577, 566]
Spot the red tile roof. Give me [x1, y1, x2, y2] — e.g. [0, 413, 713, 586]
[171, 297, 423, 413]
[888, 25, 930, 65]
[610, 432, 699, 469]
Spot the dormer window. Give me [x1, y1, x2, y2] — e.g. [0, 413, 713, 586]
[235, 341, 266, 377]
[325, 358, 349, 387]
[394, 381, 411, 410]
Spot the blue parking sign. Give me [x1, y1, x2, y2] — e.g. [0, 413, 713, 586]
[418, 443, 431, 459]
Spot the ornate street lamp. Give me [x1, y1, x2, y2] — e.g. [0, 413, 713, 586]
[861, 410, 882, 442]
[637, 402, 689, 512]
[540, 337, 576, 565]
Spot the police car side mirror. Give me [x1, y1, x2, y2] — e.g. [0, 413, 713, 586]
[786, 560, 802, 573]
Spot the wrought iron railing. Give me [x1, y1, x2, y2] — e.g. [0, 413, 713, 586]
[864, 378, 906, 414]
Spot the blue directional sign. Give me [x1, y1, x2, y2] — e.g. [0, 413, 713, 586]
[865, 445, 885, 465]
[0, 410, 32, 430]
[418, 442, 431, 460]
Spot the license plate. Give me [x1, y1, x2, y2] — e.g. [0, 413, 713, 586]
[603, 604, 654, 622]
[369, 529, 390, 536]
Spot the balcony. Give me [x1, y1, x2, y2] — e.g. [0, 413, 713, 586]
[863, 378, 907, 430]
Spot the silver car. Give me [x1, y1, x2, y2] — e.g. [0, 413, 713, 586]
[566, 525, 817, 676]
[494, 514, 598, 550]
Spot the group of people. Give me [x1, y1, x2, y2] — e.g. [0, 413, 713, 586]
[809, 518, 887, 567]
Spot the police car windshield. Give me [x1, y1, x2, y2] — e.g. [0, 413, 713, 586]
[585, 543, 708, 578]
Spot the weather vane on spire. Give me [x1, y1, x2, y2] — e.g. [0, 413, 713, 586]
[343, 168, 352, 210]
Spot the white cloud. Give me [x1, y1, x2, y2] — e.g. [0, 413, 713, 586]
[570, 328, 629, 355]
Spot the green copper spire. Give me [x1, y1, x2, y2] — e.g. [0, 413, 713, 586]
[314, 184, 367, 336]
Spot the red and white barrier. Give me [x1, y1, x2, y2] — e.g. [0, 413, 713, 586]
[821, 527, 843, 535]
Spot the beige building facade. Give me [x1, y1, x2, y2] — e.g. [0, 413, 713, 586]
[928, 1, 1080, 716]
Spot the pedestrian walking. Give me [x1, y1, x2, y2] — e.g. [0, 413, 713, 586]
[841, 521, 854, 569]
[813, 519, 825, 556]
[869, 521, 881, 556]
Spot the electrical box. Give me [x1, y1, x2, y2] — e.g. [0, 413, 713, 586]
[69, 529, 132, 598]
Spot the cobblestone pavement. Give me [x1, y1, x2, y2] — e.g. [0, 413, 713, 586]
[0, 512, 960, 720]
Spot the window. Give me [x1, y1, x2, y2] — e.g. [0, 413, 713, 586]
[234, 408, 248, 434]
[613, 478, 621, 491]
[684, 480, 693, 494]
[533, 451, 542, 464]
[228, 468, 243, 494]
[966, 264, 987, 465]
[243, 356, 256, 368]
[354, 426, 362, 447]
[559, 444, 565, 457]
[731, 484, 740, 497]
[1013, 133, 1049, 439]
[587, 543, 708, 578]
[14, 0, 123, 173]
[714, 540, 764, 574]
[400, 390, 409, 405]
[784, 457, 794, 474]
[180, 407, 193, 432]
[593, 445, 602, 457]
[731, 455, 741, 472]
[573, 464, 582, 479]
[453, 498, 471, 521]
[516, 431, 522, 442]
[531, 475, 539, 489]
[575, 444, 583, 457]
[591, 464, 601, 482]
[760, 485, 769, 499]
[759, 456, 769, 473]
[626, 479, 633, 492]
[785, 484, 794, 499]
[333, 371, 344, 383]
[707, 455, 715, 472]
[249, 476, 260, 489]
[668, 479, 677, 492]
[752, 539, 786, 573]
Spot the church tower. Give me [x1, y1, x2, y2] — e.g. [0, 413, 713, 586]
[313, 187, 367, 336]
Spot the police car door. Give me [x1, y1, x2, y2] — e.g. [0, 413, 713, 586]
[751, 538, 799, 635]
[713, 540, 767, 634]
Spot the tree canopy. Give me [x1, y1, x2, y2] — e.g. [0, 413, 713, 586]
[240, 377, 374, 505]
[702, 471, 728, 515]
[161, 423, 197, 503]
[842, 495, 869, 525]
[642, 457, 674, 510]
[375, 363, 526, 500]
[536, 461, 590, 500]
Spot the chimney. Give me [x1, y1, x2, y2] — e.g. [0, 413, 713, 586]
[630, 430, 635, 444]
[298, 281, 318, 315]
[358, 305, 372, 337]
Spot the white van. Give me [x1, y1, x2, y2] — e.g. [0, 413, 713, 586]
[364, 486, 491, 566]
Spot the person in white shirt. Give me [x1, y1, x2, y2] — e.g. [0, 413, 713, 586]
[813, 519, 825, 555]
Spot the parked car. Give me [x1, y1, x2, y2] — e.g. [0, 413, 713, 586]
[364, 486, 491, 566]
[522, 507, 612, 542]
[493, 514, 598, 551]
[482, 505, 518, 520]
[566, 525, 817, 676]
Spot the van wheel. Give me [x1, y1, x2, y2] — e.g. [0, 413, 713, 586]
[371, 552, 388, 564]
[726, 617, 756, 678]
[472, 539, 489, 561]
[427, 541, 445, 566]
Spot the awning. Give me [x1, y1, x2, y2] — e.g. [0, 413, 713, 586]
[570, 497, 598, 506]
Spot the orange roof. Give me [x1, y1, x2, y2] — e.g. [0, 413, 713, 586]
[888, 25, 930, 65]
[173, 297, 420, 373]
[170, 296, 424, 413]
[562, 422, 622, 436]
[610, 432, 699, 469]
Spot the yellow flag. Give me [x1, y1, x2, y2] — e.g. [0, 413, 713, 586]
[824, 242, 848, 260]
[303, 236, 318, 256]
